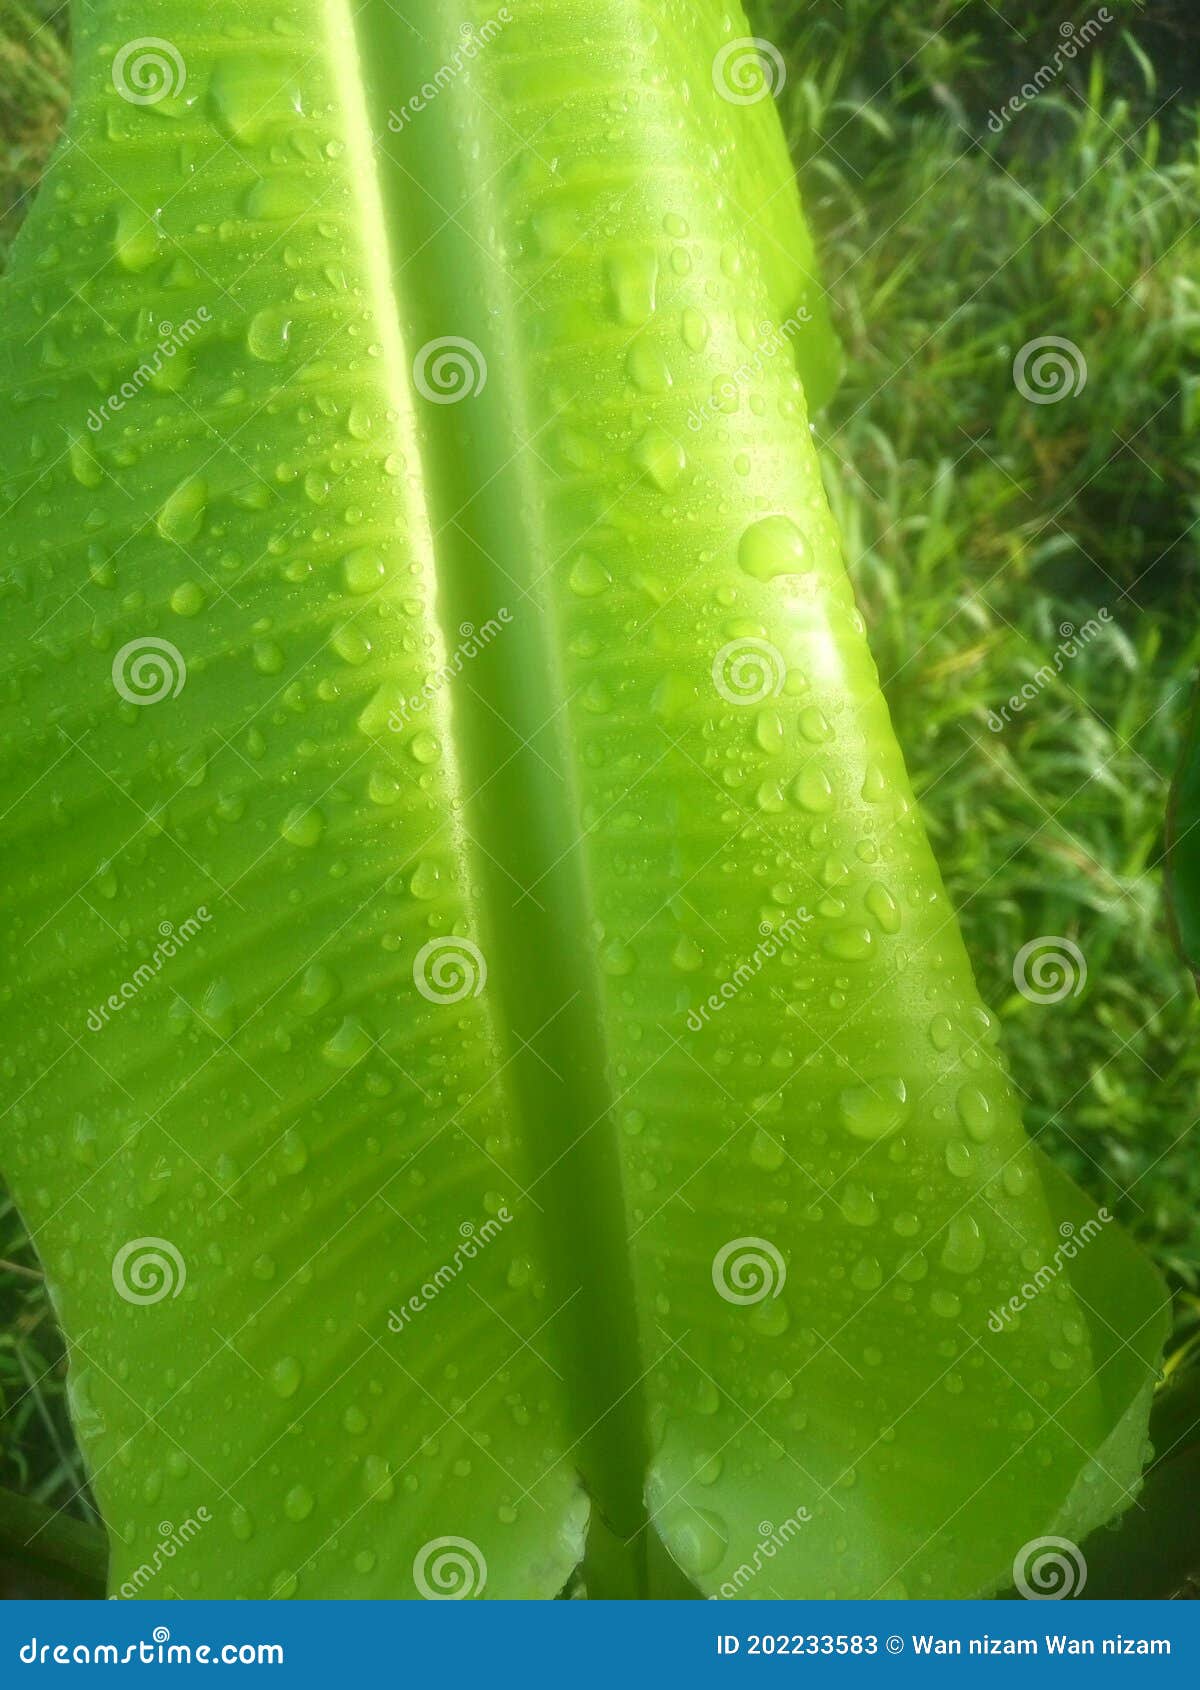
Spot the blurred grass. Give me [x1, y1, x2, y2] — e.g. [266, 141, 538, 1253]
[1, 0, 1198, 1525]
[755, 0, 1200, 1371]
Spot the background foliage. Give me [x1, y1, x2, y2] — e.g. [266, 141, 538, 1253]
[1, 0, 1197, 1542]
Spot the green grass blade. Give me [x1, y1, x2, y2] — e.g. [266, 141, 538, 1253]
[1167, 678, 1200, 987]
[0, 1485, 107, 1598]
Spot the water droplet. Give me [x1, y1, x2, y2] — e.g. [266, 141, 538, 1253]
[929, 1014, 954, 1052]
[672, 935, 703, 973]
[284, 1485, 314, 1522]
[633, 427, 685, 492]
[279, 1128, 308, 1174]
[944, 1140, 973, 1179]
[242, 635, 282, 678]
[755, 709, 784, 756]
[660, 1505, 727, 1577]
[323, 1017, 371, 1068]
[363, 1453, 394, 1501]
[156, 476, 207, 544]
[749, 1128, 785, 1171]
[1002, 1163, 1029, 1197]
[409, 730, 439, 765]
[840, 1184, 879, 1227]
[270, 1357, 301, 1398]
[342, 548, 386, 595]
[245, 177, 312, 221]
[956, 1085, 994, 1142]
[822, 926, 873, 962]
[798, 706, 832, 744]
[865, 883, 901, 935]
[280, 805, 324, 848]
[113, 205, 159, 272]
[298, 963, 337, 1015]
[606, 249, 658, 326]
[839, 1076, 908, 1141]
[941, 1212, 987, 1275]
[602, 940, 636, 977]
[568, 552, 612, 597]
[738, 515, 807, 581]
[791, 764, 833, 813]
[851, 1254, 883, 1291]
[681, 307, 710, 352]
[170, 581, 205, 617]
[199, 977, 235, 1040]
[246, 307, 293, 364]
[626, 339, 672, 394]
[410, 859, 440, 900]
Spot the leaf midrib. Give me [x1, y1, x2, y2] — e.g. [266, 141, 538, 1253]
[345, 0, 655, 1585]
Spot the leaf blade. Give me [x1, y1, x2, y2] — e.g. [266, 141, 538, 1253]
[0, 0, 1166, 1601]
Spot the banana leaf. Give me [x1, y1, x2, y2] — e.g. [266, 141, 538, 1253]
[0, 0, 1167, 1600]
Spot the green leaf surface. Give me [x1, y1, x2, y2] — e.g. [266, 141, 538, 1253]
[0, 0, 1167, 1599]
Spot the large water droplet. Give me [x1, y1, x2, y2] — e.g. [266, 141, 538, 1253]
[839, 1076, 908, 1141]
[738, 515, 807, 582]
